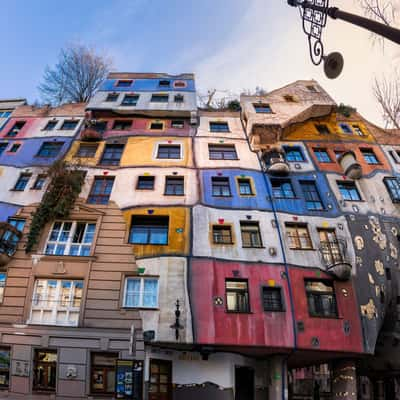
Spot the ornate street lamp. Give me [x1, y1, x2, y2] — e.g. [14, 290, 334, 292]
[288, 0, 400, 79]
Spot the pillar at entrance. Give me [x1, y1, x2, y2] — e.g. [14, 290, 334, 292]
[268, 356, 288, 400]
[332, 360, 357, 400]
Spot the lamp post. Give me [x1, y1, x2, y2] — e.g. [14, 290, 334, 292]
[288, 0, 400, 78]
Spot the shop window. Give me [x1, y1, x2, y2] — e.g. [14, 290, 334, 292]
[253, 103, 272, 113]
[129, 216, 169, 245]
[121, 94, 139, 106]
[226, 279, 250, 313]
[36, 142, 64, 157]
[100, 144, 124, 166]
[75, 143, 98, 158]
[300, 181, 324, 210]
[285, 223, 313, 250]
[87, 176, 115, 205]
[211, 177, 231, 197]
[209, 122, 230, 132]
[113, 120, 132, 130]
[313, 148, 331, 163]
[33, 349, 57, 392]
[91, 352, 118, 394]
[240, 221, 262, 248]
[164, 177, 184, 195]
[43, 120, 58, 131]
[6, 121, 25, 137]
[124, 277, 159, 308]
[384, 177, 400, 202]
[262, 287, 284, 312]
[337, 181, 361, 201]
[137, 176, 155, 190]
[0, 348, 10, 389]
[305, 280, 338, 318]
[208, 144, 238, 160]
[32, 174, 47, 190]
[13, 173, 31, 191]
[271, 178, 295, 198]
[212, 225, 233, 244]
[238, 178, 253, 195]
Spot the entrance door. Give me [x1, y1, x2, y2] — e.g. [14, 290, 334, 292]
[235, 366, 255, 400]
[149, 359, 172, 400]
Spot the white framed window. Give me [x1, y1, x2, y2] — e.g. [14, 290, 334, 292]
[45, 221, 96, 256]
[29, 279, 83, 326]
[124, 277, 159, 308]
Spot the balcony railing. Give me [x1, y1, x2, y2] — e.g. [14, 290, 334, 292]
[0, 223, 22, 266]
[318, 239, 352, 280]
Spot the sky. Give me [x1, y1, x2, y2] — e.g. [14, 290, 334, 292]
[2, 0, 399, 126]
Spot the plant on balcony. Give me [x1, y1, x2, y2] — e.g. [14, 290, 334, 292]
[26, 160, 85, 253]
[80, 128, 102, 142]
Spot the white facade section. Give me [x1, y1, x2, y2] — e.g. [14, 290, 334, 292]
[27, 117, 85, 138]
[197, 113, 247, 140]
[381, 145, 400, 174]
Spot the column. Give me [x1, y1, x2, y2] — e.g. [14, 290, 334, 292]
[268, 356, 288, 400]
[332, 359, 357, 400]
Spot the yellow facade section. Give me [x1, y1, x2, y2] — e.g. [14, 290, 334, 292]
[120, 136, 193, 167]
[283, 113, 375, 143]
[123, 207, 190, 258]
[64, 141, 106, 166]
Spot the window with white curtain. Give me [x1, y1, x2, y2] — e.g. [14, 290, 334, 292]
[123, 277, 159, 308]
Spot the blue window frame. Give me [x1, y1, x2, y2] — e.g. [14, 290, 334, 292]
[129, 216, 169, 245]
[337, 181, 361, 201]
[13, 174, 31, 191]
[253, 103, 272, 113]
[284, 146, 305, 162]
[0, 143, 7, 156]
[313, 148, 331, 163]
[340, 123, 353, 134]
[271, 179, 295, 198]
[384, 177, 400, 202]
[212, 177, 231, 197]
[300, 181, 324, 210]
[361, 148, 379, 164]
[87, 177, 115, 204]
[36, 142, 63, 157]
[209, 122, 230, 132]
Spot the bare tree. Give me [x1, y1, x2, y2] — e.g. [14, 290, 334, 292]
[357, 0, 398, 28]
[38, 45, 112, 105]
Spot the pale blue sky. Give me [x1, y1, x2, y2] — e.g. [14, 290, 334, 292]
[2, 0, 397, 126]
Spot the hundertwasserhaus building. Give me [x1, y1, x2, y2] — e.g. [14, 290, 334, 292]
[0, 75, 399, 400]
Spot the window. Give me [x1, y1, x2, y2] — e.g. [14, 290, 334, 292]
[240, 221, 262, 248]
[105, 93, 119, 102]
[129, 216, 169, 245]
[253, 103, 272, 113]
[0, 143, 7, 155]
[43, 120, 58, 131]
[300, 181, 324, 210]
[157, 144, 181, 159]
[262, 287, 284, 312]
[0, 111, 11, 118]
[1, 218, 25, 256]
[8, 143, 20, 153]
[124, 277, 159, 308]
[151, 94, 169, 103]
[116, 80, 132, 87]
[88, 177, 115, 204]
[33, 350, 57, 391]
[209, 122, 230, 132]
[113, 120, 132, 130]
[208, 144, 238, 160]
[318, 229, 344, 266]
[271, 178, 295, 198]
[92, 121, 107, 133]
[36, 142, 63, 157]
[158, 79, 171, 88]
[0, 348, 10, 389]
[283, 94, 295, 102]
[45, 221, 96, 256]
[384, 177, 400, 202]
[165, 177, 184, 195]
[306, 85, 317, 92]
[75, 143, 98, 158]
[30, 279, 83, 326]
[361, 148, 379, 164]
[284, 146, 305, 162]
[137, 176, 155, 190]
[6, 121, 25, 137]
[238, 178, 253, 195]
[13, 173, 31, 191]
[0, 274, 5, 303]
[150, 122, 164, 130]
[315, 124, 330, 135]
[337, 181, 361, 201]
[91, 353, 118, 394]
[286, 223, 313, 250]
[313, 148, 331, 163]
[174, 80, 186, 88]
[8, 218, 25, 232]
[212, 225, 233, 244]
[32, 174, 46, 190]
[226, 280, 250, 313]
[352, 125, 365, 136]
[121, 94, 139, 106]
[60, 120, 78, 130]
[389, 150, 399, 164]
[174, 94, 184, 103]
[171, 120, 184, 129]
[340, 123, 352, 134]
[100, 144, 124, 165]
[305, 280, 338, 318]
[212, 177, 231, 197]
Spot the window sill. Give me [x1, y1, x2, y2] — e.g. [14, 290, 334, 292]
[40, 254, 97, 262]
[226, 311, 252, 314]
[163, 194, 185, 196]
[289, 248, 315, 251]
[213, 242, 235, 246]
[130, 243, 169, 246]
[122, 307, 159, 311]
[28, 322, 79, 327]
[242, 246, 265, 249]
[9, 189, 25, 192]
[308, 315, 342, 320]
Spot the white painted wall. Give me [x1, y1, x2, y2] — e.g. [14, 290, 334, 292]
[197, 115, 247, 140]
[27, 117, 84, 138]
[381, 145, 400, 174]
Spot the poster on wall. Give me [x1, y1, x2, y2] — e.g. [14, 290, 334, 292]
[115, 360, 143, 400]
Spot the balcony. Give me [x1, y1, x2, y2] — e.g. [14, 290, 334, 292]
[262, 147, 290, 175]
[80, 128, 103, 142]
[0, 223, 22, 266]
[338, 151, 362, 180]
[319, 239, 352, 280]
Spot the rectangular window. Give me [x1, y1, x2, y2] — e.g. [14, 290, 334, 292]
[226, 280, 250, 313]
[32, 174, 46, 190]
[8, 144, 20, 153]
[151, 94, 169, 103]
[253, 103, 272, 113]
[209, 122, 230, 132]
[262, 287, 284, 312]
[171, 120, 184, 129]
[306, 85, 317, 92]
[91, 352, 118, 394]
[313, 148, 332, 163]
[174, 94, 184, 103]
[305, 280, 338, 318]
[212, 177, 231, 197]
[30, 279, 83, 326]
[75, 143, 98, 158]
[165, 177, 184, 195]
[43, 120, 58, 131]
[121, 94, 139, 106]
[87, 177, 115, 204]
[8, 218, 25, 232]
[2, 218, 25, 256]
[0, 274, 6, 303]
[13, 173, 31, 191]
[158, 79, 171, 88]
[113, 120, 132, 130]
[208, 144, 238, 160]
[0, 143, 7, 155]
[284, 146, 305, 162]
[105, 93, 119, 102]
[318, 228, 344, 266]
[212, 225, 233, 244]
[271, 178, 295, 199]
[240, 221, 262, 248]
[340, 123, 353, 134]
[33, 349, 57, 391]
[286, 223, 313, 250]
[361, 148, 379, 164]
[389, 150, 399, 164]
[238, 178, 253, 195]
[36, 142, 63, 157]
[124, 277, 159, 308]
[157, 145, 181, 159]
[352, 125, 365, 136]
[384, 177, 400, 202]
[129, 216, 169, 245]
[45, 221, 96, 256]
[6, 121, 25, 137]
[137, 176, 155, 190]
[100, 144, 124, 166]
[116, 80, 132, 87]
[315, 124, 330, 135]
[0, 347, 10, 389]
[300, 181, 324, 210]
[284, 94, 295, 102]
[337, 181, 361, 201]
[150, 122, 164, 130]
[61, 120, 78, 130]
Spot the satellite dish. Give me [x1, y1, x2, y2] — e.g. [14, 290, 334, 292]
[323, 52, 344, 79]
